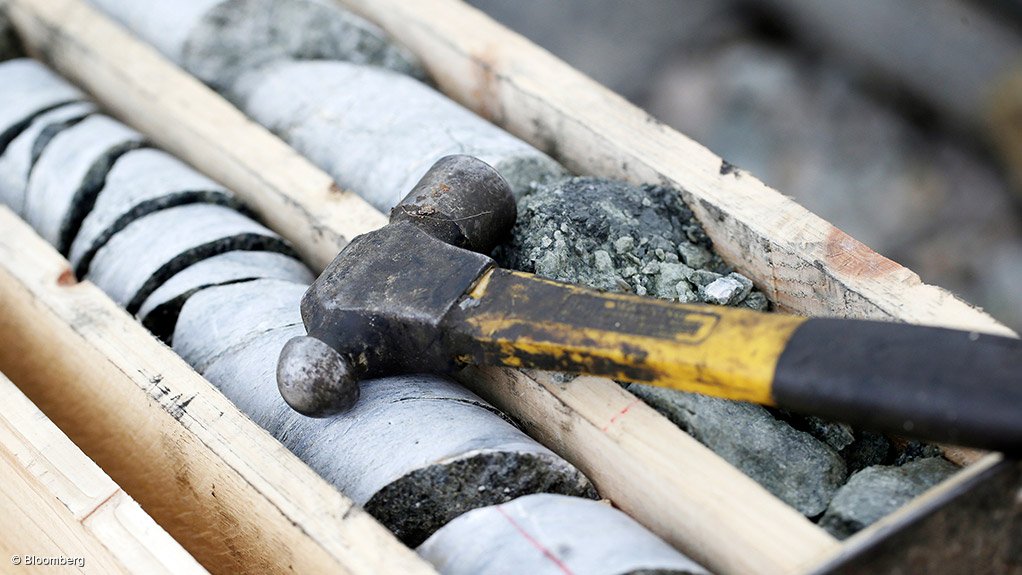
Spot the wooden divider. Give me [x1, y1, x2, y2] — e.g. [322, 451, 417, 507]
[0, 371, 207, 574]
[0, 207, 435, 575]
[6, 1, 841, 573]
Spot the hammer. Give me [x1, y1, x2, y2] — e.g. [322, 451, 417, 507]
[277, 155, 1022, 453]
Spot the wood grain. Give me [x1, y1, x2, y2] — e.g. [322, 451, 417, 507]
[0, 371, 207, 574]
[0, 206, 435, 575]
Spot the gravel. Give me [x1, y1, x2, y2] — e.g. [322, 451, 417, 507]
[498, 176, 764, 309]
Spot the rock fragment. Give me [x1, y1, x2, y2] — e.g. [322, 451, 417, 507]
[418, 494, 709, 575]
[819, 457, 959, 539]
[892, 440, 945, 466]
[701, 272, 753, 305]
[741, 291, 770, 311]
[627, 384, 846, 517]
[780, 412, 856, 452]
[499, 177, 759, 306]
[841, 431, 891, 473]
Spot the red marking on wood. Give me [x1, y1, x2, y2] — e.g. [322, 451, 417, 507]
[56, 268, 77, 286]
[80, 489, 118, 523]
[601, 399, 641, 432]
[824, 227, 902, 279]
[496, 505, 574, 575]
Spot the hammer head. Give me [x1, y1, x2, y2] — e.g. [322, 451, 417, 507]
[277, 155, 517, 417]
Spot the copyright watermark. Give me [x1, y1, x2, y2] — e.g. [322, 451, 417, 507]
[10, 554, 85, 568]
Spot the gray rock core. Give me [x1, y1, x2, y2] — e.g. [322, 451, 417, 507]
[418, 494, 709, 575]
[0, 101, 95, 217]
[138, 251, 314, 340]
[0, 59, 84, 156]
[86, 203, 294, 312]
[238, 60, 567, 210]
[23, 114, 146, 253]
[69, 147, 240, 276]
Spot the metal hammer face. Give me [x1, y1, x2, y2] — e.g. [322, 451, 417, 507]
[277, 155, 517, 417]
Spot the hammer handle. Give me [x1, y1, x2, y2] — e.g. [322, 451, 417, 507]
[446, 269, 1022, 452]
[773, 318, 1022, 453]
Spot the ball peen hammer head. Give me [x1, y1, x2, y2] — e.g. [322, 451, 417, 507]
[276, 155, 517, 417]
[390, 154, 518, 254]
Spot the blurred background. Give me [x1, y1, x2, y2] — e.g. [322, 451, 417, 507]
[468, 0, 1022, 331]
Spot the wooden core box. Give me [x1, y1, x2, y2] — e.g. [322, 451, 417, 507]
[0, 0, 1018, 574]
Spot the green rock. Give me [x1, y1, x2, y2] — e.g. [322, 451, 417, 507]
[820, 457, 959, 539]
[628, 384, 847, 517]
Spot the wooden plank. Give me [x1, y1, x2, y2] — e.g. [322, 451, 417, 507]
[335, 0, 1015, 338]
[0, 371, 207, 574]
[0, 206, 435, 575]
[4, 0, 386, 272]
[5, 2, 841, 574]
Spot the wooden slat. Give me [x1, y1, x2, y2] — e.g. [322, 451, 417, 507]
[6, 2, 840, 574]
[335, 0, 1015, 339]
[0, 371, 207, 574]
[0, 206, 435, 575]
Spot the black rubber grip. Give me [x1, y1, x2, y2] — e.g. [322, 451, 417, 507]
[773, 318, 1022, 454]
